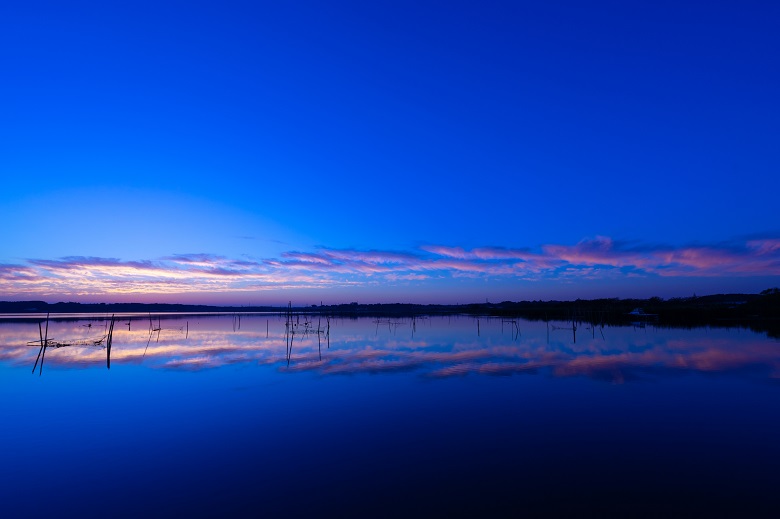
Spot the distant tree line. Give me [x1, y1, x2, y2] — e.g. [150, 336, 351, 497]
[1, 289, 778, 337]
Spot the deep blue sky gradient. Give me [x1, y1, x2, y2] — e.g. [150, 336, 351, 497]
[1, 1, 778, 303]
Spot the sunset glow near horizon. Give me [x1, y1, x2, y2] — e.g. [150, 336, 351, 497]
[2, 1, 779, 305]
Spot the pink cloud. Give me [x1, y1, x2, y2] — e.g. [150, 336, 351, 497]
[422, 245, 537, 261]
[0, 264, 38, 280]
[2, 235, 779, 299]
[542, 237, 780, 277]
[748, 239, 780, 255]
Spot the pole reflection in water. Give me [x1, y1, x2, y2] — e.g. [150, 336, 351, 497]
[27, 314, 116, 375]
[1, 314, 780, 517]
[1, 313, 777, 380]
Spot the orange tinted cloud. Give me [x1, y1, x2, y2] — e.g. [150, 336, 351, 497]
[2, 235, 779, 298]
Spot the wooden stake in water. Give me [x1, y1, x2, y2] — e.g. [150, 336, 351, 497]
[107, 315, 115, 369]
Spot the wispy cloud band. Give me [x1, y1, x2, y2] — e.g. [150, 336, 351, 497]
[1, 235, 778, 299]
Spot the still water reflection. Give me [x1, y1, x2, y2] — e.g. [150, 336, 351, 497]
[1, 314, 779, 381]
[1, 314, 779, 517]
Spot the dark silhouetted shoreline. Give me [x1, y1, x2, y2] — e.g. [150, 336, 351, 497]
[1, 289, 778, 337]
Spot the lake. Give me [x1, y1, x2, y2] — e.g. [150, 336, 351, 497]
[2, 313, 779, 517]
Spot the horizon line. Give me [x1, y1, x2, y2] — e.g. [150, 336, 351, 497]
[2, 287, 777, 309]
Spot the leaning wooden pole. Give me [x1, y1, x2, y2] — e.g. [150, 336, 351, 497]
[107, 314, 115, 369]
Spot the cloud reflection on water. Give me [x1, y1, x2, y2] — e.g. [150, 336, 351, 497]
[0, 316, 778, 382]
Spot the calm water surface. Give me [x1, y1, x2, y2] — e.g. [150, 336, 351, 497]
[2, 314, 779, 517]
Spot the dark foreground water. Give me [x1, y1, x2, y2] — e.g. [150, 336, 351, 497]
[1, 314, 779, 518]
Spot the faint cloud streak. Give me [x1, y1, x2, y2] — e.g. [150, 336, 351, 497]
[2, 235, 779, 298]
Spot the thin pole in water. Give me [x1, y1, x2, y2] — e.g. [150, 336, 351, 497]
[107, 315, 115, 369]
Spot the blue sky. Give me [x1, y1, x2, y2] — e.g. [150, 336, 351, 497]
[1, 0, 779, 304]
